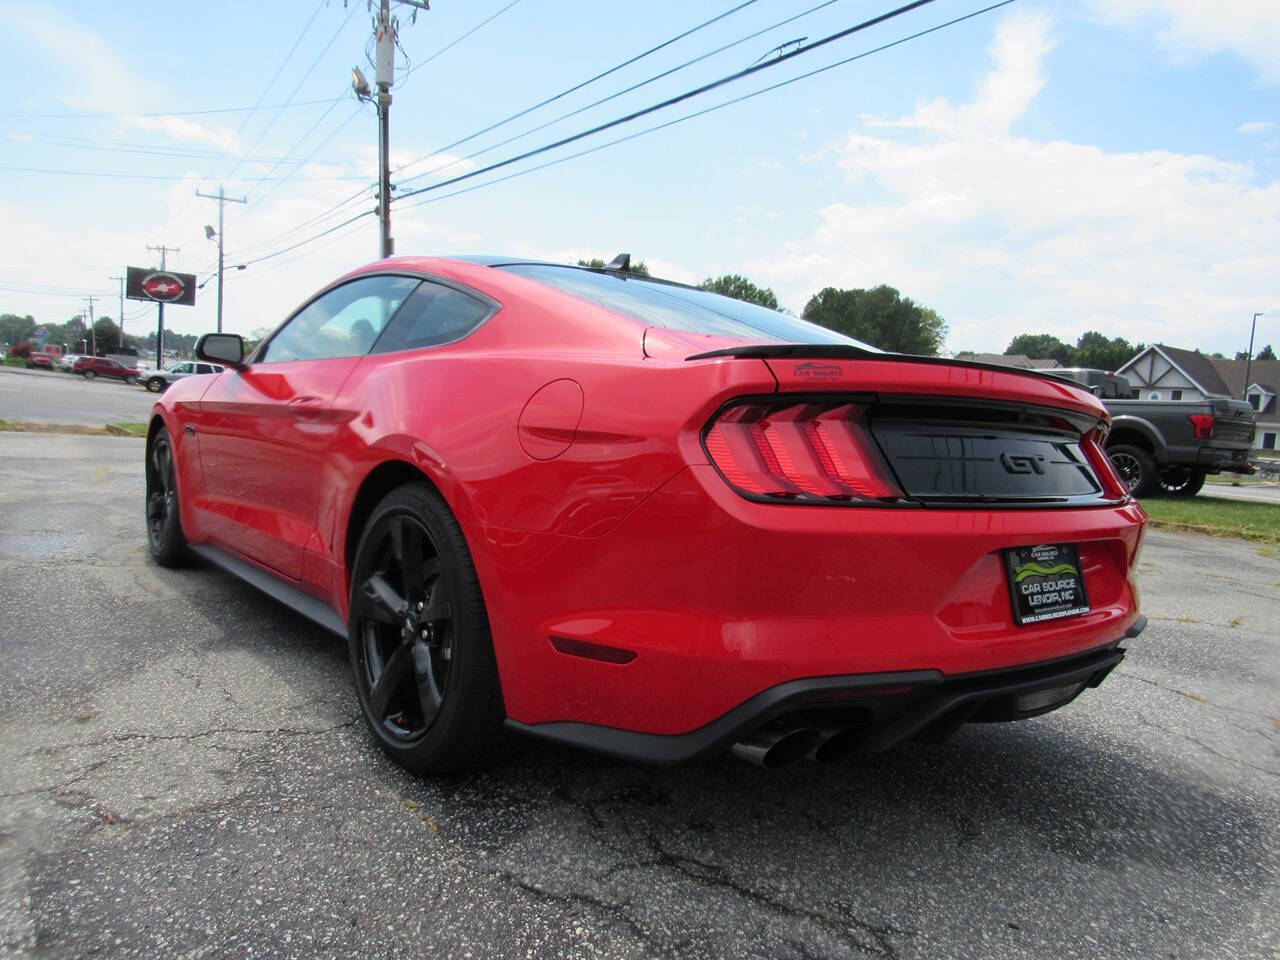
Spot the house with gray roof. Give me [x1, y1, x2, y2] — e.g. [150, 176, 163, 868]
[1117, 344, 1279, 454]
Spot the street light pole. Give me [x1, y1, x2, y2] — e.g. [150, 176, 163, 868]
[197, 186, 247, 333]
[1244, 311, 1263, 401]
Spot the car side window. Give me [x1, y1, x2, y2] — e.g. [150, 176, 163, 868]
[197, 363, 216, 374]
[371, 281, 494, 354]
[258, 274, 421, 364]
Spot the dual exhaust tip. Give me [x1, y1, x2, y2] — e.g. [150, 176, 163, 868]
[730, 719, 868, 768]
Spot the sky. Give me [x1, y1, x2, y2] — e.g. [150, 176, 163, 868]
[0, 0, 1277, 357]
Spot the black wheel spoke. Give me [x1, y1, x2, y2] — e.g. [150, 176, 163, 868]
[369, 643, 414, 721]
[391, 517, 425, 605]
[412, 641, 444, 726]
[360, 573, 407, 624]
[422, 573, 452, 624]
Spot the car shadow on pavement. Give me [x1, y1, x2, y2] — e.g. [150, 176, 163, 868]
[138, 554, 1273, 959]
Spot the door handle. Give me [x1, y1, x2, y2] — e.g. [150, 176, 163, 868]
[288, 395, 325, 417]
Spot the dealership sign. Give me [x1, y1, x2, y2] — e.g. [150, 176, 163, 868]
[126, 266, 196, 307]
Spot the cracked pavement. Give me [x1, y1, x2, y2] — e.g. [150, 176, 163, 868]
[1, 430, 1277, 959]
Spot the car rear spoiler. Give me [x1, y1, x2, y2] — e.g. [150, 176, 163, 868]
[684, 343, 1069, 386]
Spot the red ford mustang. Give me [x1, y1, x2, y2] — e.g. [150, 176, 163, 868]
[145, 255, 1146, 772]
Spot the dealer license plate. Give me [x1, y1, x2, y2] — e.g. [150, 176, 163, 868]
[1004, 543, 1091, 626]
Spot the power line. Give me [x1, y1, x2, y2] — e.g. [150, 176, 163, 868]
[0, 98, 341, 120]
[0, 165, 370, 182]
[8, 132, 363, 166]
[394, 0, 851, 189]
[243, 93, 350, 197]
[393, 0, 763, 180]
[231, 210, 377, 269]
[158, 0, 333, 238]
[395, 0, 940, 203]
[399, 0, 1015, 213]
[404, 0, 527, 79]
[245, 104, 366, 207]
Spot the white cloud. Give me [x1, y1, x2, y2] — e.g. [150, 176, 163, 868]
[1090, 1, 1280, 83]
[1238, 121, 1275, 135]
[748, 12, 1280, 355]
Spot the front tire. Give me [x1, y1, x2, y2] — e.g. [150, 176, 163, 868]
[1107, 443, 1157, 497]
[147, 377, 165, 393]
[125, 375, 138, 385]
[347, 483, 505, 774]
[145, 426, 188, 566]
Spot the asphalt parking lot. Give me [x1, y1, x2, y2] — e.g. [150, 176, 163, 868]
[0, 366, 154, 427]
[1, 430, 1277, 958]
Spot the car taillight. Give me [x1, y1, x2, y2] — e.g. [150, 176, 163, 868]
[1188, 413, 1214, 440]
[703, 401, 904, 503]
[1083, 427, 1129, 500]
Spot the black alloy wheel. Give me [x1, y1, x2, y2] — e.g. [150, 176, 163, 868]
[356, 515, 453, 741]
[145, 427, 188, 566]
[348, 483, 505, 773]
[1106, 444, 1157, 497]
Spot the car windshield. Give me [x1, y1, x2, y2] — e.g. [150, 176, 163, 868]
[499, 264, 879, 350]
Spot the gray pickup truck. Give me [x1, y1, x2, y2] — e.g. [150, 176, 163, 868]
[1050, 368, 1256, 496]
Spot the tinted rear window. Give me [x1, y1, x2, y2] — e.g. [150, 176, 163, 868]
[499, 264, 878, 350]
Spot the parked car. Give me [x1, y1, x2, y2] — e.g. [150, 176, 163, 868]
[56, 354, 82, 372]
[142, 360, 224, 393]
[26, 352, 55, 371]
[145, 256, 1146, 774]
[74, 356, 140, 384]
[1049, 368, 1255, 496]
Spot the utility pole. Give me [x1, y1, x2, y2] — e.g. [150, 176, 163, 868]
[375, 0, 396, 259]
[108, 275, 125, 347]
[352, 0, 427, 258]
[1244, 312, 1263, 401]
[196, 186, 247, 333]
[146, 244, 180, 369]
[83, 296, 97, 356]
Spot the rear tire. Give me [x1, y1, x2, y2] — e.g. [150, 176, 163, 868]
[125, 375, 138, 385]
[83, 369, 95, 380]
[145, 426, 189, 567]
[1159, 468, 1206, 497]
[1107, 444, 1158, 497]
[347, 482, 505, 774]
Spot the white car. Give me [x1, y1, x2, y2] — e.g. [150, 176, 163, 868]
[142, 360, 224, 393]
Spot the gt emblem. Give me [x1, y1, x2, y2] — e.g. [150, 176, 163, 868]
[1001, 452, 1046, 475]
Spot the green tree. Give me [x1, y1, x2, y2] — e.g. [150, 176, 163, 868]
[0, 313, 35, 347]
[1073, 331, 1142, 371]
[802, 285, 947, 355]
[92, 316, 122, 352]
[1256, 344, 1276, 362]
[698, 274, 779, 309]
[577, 257, 650, 276]
[1005, 333, 1074, 365]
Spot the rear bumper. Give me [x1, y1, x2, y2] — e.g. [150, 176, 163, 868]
[508, 617, 1145, 763]
[478, 465, 1147, 736]
[1198, 446, 1254, 473]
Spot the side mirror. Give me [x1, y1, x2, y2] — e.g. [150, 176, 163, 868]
[195, 333, 247, 370]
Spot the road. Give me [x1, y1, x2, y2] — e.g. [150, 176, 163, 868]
[0, 432, 1277, 960]
[0, 365, 154, 426]
[1200, 481, 1280, 505]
